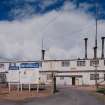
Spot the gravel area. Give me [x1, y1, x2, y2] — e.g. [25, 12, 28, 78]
[0, 87, 105, 105]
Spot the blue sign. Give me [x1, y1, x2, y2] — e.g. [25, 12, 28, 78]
[20, 63, 40, 68]
[9, 63, 19, 70]
[9, 66, 19, 70]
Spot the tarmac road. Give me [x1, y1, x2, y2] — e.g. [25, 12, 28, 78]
[0, 87, 105, 105]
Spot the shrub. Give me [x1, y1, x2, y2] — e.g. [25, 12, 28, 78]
[96, 88, 105, 95]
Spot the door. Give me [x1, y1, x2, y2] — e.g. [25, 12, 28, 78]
[72, 77, 75, 86]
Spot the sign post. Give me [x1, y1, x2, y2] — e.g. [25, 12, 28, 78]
[51, 72, 57, 94]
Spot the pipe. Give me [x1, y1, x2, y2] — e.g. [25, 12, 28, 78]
[84, 38, 88, 59]
[41, 49, 45, 60]
[94, 46, 97, 59]
[101, 37, 105, 59]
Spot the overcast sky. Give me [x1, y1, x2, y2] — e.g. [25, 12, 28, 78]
[0, 0, 105, 60]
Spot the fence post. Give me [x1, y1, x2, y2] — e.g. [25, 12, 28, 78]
[8, 82, 11, 92]
[29, 84, 31, 92]
[17, 83, 20, 91]
[21, 84, 22, 92]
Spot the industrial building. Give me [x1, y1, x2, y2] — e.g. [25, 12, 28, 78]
[0, 58, 104, 87]
[41, 59, 105, 86]
[0, 35, 105, 87]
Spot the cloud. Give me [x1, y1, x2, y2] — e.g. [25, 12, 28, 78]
[10, 4, 35, 20]
[0, 2, 105, 60]
[8, 0, 62, 20]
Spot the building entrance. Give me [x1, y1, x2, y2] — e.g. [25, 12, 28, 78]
[72, 77, 75, 86]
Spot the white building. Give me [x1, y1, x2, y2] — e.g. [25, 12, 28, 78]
[41, 58, 105, 86]
[0, 58, 105, 86]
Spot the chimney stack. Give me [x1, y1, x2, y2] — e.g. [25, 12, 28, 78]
[101, 37, 105, 59]
[41, 49, 45, 61]
[94, 46, 97, 59]
[84, 38, 88, 59]
[41, 38, 45, 61]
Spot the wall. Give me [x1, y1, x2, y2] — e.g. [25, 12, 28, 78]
[41, 59, 105, 86]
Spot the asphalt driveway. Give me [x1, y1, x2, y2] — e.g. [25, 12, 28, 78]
[0, 87, 105, 105]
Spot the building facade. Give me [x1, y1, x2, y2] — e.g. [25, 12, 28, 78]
[0, 58, 105, 86]
[41, 59, 105, 86]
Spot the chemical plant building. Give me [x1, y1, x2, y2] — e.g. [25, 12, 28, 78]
[0, 37, 105, 87]
[0, 58, 104, 87]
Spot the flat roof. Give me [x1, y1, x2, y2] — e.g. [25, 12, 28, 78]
[40, 70, 105, 73]
[43, 58, 105, 62]
[0, 57, 104, 63]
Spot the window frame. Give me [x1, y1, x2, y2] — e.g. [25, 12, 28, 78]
[104, 74, 105, 80]
[90, 60, 99, 66]
[47, 74, 52, 80]
[77, 60, 86, 66]
[60, 77, 64, 80]
[90, 74, 99, 80]
[61, 61, 70, 67]
[104, 60, 105, 66]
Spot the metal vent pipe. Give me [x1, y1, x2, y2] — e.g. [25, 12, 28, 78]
[84, 38, 88, 59]
[101, 37, 105, 59]
[41, 49, 45, 61]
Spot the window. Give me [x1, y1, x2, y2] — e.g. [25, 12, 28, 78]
[104, 60, 105, 66]
[90, 60, 99, 66]
[77, 61, 85, 66]
[90, 74, 99, 80]
[104, 74, 105, 80]
[60, 77, 64, 80]
[47, 74, 52, 80]
[0, 64, 4, 68]
[0, 74, 6, 83]
[61, 61, 70, 67]
[90, 74, 94, 80]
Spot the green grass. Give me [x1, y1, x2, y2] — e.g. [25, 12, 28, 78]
[96, 88, 105, 95]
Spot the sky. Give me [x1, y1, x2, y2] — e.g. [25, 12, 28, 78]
[0, 0, 105, 61]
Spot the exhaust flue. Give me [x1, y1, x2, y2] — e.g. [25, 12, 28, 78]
[94, 46, 97, 59]
[84, 38, 88, 59]
[101, 37, 105, 59]
[41, 49, 45, 61]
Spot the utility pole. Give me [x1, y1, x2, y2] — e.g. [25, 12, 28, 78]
[94, 1, 98, 89]
[94, 1, 98, 59]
